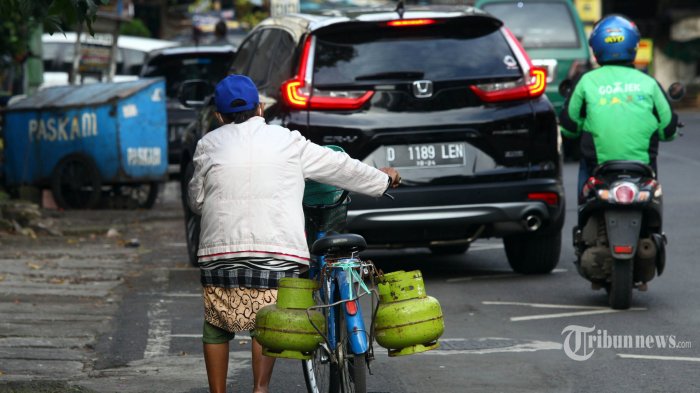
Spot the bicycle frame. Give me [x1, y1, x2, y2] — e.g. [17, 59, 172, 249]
[308, 231, 371, 357]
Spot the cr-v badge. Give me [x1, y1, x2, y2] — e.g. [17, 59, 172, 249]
[412, 80, 433, 98]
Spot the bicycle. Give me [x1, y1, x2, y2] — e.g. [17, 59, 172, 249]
[301, 184, 384, 393]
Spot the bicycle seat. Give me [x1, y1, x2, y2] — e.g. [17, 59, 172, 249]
[311, 233, 367, 255]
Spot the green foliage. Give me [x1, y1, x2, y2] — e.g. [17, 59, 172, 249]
[234, 0, 268, 29]
[120, 18, 152, 38]
[45, 0, 109, 35]
[0, 0, 108, 61]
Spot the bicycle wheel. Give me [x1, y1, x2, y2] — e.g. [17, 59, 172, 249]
[303, 287, 332, 393]
[330, 310, 366, 393]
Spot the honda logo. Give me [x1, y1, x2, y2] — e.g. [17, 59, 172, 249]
[412, 80, 433, 98]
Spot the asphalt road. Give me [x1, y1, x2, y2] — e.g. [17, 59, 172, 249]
[2, 110, 699, 393]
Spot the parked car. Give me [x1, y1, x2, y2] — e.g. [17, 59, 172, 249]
[475, 0, 591, 160]
[178, 5, 565, 273]
[41, 33, 179, 89]
[139, 45, 236, 177]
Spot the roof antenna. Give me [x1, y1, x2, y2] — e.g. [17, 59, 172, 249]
[395, 0, 405, 19]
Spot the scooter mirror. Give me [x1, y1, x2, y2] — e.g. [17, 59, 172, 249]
[558, 79, 573, 99]
[668, 82, 686, 101]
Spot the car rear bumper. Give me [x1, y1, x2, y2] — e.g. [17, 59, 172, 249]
[346, 177, 565, 246]
[348, 200, 550, 227]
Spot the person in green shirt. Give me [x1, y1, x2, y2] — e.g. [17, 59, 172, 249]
[559, 14, 679, 197]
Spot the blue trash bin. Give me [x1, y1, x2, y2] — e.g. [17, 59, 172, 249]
[2, 78, 168, 208]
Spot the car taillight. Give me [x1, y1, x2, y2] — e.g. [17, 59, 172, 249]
[281, 36, 374, 110]
[532, 59, 557, 83]
[528, 192, 559, 206]
[469, 28, 547, 103]
[307, 90, 375, 110]
[387, 19, 436, 27]
[612, 183, 637, 204]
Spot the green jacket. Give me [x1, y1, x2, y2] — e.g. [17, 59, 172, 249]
[559, 65, 677, 165]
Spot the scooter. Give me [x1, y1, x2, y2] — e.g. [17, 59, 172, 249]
[573, 160, 665, 309]
[559, 81, 685, 309]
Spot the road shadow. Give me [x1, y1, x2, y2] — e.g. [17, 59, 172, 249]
[359, 241, 516, 281]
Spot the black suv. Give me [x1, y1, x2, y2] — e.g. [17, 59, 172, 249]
[140, 45, 235, 177]
[180, 6, 565, 274]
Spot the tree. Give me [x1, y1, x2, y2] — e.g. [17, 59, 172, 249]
[0, 0, 107, 65]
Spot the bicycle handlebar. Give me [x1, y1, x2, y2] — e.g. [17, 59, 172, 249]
[303, 189, 397, 210]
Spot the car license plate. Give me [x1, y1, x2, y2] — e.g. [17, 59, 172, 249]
[386, 143, 467, 168]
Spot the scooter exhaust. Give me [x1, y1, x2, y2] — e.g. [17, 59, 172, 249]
[523, 214, 542, 232]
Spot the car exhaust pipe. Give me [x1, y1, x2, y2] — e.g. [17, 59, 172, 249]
[523, 214, 542, 232]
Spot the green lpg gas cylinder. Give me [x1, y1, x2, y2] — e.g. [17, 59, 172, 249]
[255, 278, 325, 360]
[374, 270, 444, 357]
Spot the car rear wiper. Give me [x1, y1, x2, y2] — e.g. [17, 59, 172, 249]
[354, 71, 424, 81]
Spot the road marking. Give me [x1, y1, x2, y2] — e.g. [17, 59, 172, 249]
[483, 301, 606, 310]
[511, 308, 645, 322]
[448, 269, 567, 283]
[424, 338, 562, 356]
[483, 301, 646, 321]
[166, 243, 187, 247]
[617, 354, 700, 362]
[144, 299, 172, 359]
[469, 243, 504, 252]
[164, 292, 200, 297]
[171, 333, 251, 340]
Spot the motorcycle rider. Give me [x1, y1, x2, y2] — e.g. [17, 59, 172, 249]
[559, 14, 679, 198]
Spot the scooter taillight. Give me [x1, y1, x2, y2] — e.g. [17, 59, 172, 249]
[612, 183, 637, 204]
[582, 176, 604, 198]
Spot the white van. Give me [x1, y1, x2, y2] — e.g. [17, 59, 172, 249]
[41, 33, 179, 88]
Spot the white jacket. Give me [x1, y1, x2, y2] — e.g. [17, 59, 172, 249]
[188, 117, 389, 265]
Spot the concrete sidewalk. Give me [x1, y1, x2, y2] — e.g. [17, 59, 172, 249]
[0, 183, 188, 392]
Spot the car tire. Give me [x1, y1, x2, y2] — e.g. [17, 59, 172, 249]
[503, 229, 561, 274]
[429, 244, 470, 255]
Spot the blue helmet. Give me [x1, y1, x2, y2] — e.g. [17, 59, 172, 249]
[588, 15, 640, 64]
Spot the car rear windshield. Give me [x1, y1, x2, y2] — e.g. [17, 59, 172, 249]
[141, 53, 232, 98]
[480, 2, 579, 49]
[312, 20, 521, 86]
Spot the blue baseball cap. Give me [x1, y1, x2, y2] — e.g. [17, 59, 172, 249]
[214, 74, 259, 114]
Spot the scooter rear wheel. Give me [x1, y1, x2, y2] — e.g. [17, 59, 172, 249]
[609, 259, 633, 310]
